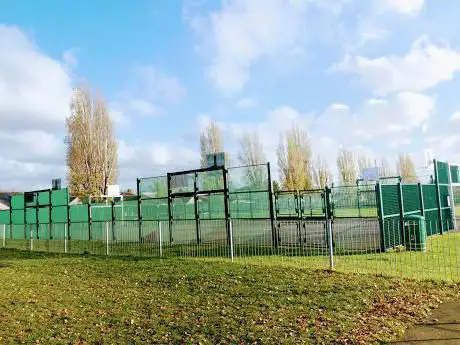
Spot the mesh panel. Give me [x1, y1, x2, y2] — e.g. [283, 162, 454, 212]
[300, 192, 325, 217]
[227, 165, 268, 192]
[197, 170, 224, 192]
[171, 197, 195, 220]
[198, 193, 225, 220]
[229, 192, 270, 219]
[139, 176, 168, 199]
[141, 198, 168, 220]
[275, 193, 298, 217]
[170, 173, 195, 195]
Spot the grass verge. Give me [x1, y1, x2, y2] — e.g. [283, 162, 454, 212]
[0, 248, 459, 344]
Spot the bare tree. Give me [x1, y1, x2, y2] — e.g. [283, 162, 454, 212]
[337, 148, 358, 185]
[277, 124, 313, 190]
[397, 153, 418, 183]
[237, 131, 267, 189]
[379, 157, 393, 177]
[313, 155, 332, 188]
[200, 120, 224, 168]
[358, 155, 374, 177]
[67, 85, 118, 198]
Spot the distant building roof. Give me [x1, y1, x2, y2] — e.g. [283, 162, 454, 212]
[0, 200, 10, 210]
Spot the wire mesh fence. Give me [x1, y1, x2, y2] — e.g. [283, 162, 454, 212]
[1, 218, 459, 282]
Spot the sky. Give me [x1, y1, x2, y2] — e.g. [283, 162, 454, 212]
[1, 0, 460, 191]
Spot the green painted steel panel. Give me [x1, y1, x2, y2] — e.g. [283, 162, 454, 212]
[52, 206, 68, 223]
[0, 210, 10, 224]
[38, 191, 50, 206]
[51, 188, 69, 206]
[69, 204, 89, 222]
[11, 195, 24, 210]
[402, 184, 420, 214]
[91, 203, 112, 221]
[25, 208, 36, 224]
[381, 185, 399, 216]
[38, 207, 50, 223]
[451, 166, 460, 184]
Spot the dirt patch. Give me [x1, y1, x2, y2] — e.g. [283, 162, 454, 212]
[394, 299, 460, 344]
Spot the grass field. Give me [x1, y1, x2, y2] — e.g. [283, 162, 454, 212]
[0, 249, 459, 345]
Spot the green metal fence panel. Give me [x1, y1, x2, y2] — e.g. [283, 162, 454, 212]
[141, 198, 168, 220]
[69, 204, 89, 222]
[0, 210, 10, 224]
[11, 195, 24, 210]
[70, 222, 90, 241]
[171, 197, 195, 220]
[114, 200, 138, 221]
[38, 191, 51, 206]
[450, 165, 460, 184]
[51, 188, 69, 206]
[402, 184, 420, 215]
[437, 161, 450, 184]
[300, 191, 326, 218]
[91, 203, 112, 222]
[275, 192, 298, 218]
[25, 208, 37, 224]
[381, 185, 400, 217]
[198, 193, 225, 220]
[229, 191, 270, 219]
[38, 207, 50, 224]
[11, 224, 24, 239]
[52, 206, 68, 223]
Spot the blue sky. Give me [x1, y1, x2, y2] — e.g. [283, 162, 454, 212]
[1, 0, 460, 190]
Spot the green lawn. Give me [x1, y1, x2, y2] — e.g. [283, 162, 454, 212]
[0, 249, 459, 345]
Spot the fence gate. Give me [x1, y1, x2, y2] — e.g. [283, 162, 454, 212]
[274, 189, 328, 249]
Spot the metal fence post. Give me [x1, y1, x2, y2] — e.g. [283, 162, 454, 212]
[2, 224, 5, 248]
[433, 159, 444, 235]
[30, 225, 33, 251]
[64, 223, 68, 254]
[447, 163, 456, 230]
[105, 221, 110, 256]
[326, 218, 334, 270]
[159, 221, 163, 257]
[229, 218, 234, 262]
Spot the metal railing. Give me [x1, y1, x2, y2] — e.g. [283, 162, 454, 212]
[1, 218, 459, 282]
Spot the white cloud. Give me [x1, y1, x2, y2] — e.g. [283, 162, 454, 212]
[188, 0, 309, 94]
[0, 25, 72, 133]
[236, 97, 257, 108]
[0, 25, 73, 189]
[117, 140, 200, 186]
[375, 0, 424, 15]
[450, 112, 460, 123]
[112, 65, 186, 120]
[334, 37, 460, 94]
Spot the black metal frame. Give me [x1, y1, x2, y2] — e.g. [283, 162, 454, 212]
[167, 165, 230, 245]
